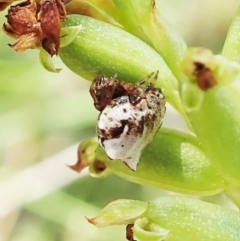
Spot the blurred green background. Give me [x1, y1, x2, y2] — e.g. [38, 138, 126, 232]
[0, 0, 239, 240]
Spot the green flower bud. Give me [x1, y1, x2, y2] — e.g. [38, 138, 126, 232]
[73, 128, 224, 195]
[181, 47, 240, 185]
[64, 0, 187, 79]
[89, 197, 240, 241]
[113, 0, 187, 78]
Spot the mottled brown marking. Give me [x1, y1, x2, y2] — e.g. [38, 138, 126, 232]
[108, 119, 128, 138]
[137, 118, 144, 134]
[194, 62, 217, 91]
[99, 128, 107, 136]
[144, 112, 155, 129]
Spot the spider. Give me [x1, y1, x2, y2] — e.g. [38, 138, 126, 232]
[90, 71, 166, 171]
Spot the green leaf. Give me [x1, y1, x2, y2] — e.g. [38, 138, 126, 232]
[222, 6, 240, 63]
[60, 25, 83, 47]
[88, 199, 148, 227]
[39, 49, 61, 73]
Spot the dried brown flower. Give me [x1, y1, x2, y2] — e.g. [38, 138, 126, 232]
[3, 0, 67, 56]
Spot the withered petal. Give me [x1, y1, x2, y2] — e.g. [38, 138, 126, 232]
[40, 0, 62, 55]
[42, 37, 58, 56]
[68, 158, 89, 173]
[6, 3, 38, 35]
[3, 22, 21, 38]
[0, 2, 12, 11]
[55, 0, 67, 20]
[9, 31, 42, 52]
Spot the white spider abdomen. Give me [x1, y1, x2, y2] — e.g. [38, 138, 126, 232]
[97, 90, 165, 170]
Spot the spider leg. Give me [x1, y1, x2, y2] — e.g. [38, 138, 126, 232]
[129, 71, 159, 105]
[111, 72, 118, 80]
[90, 73, 106, 111]
[143, 70, 159, 91]
[136, 71, 155, 86]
